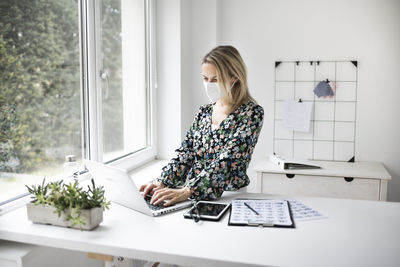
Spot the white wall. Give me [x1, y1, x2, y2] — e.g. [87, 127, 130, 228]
[156, 0, 182, 159]
[180, 0, 193, 139]
[181, 0, 221, 137]
[157, 0, 219, 158]
[216, 0, 400, 201]
[157, 0, 400, 201]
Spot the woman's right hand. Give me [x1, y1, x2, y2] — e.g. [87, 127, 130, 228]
[139, 181, 164, 198]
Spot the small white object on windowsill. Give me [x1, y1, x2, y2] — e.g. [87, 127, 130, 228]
[63, 155, 79, 178]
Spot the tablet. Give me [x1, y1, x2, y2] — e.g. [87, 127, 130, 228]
[183, 201, 231, 221]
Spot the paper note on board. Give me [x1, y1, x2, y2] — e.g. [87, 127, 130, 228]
[282, 100, 313, 132]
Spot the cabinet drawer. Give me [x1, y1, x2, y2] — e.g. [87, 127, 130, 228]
[261, 173, 381, 200]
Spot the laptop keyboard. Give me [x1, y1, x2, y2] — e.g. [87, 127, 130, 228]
[144, 195, 174, 211]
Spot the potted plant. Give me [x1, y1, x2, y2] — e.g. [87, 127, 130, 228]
[26, 178, 110, 230]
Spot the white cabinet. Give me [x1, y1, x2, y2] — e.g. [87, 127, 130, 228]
[254, 160, 391, 201]
[0, 240, 153, 267]
[0, 240, 103, 267]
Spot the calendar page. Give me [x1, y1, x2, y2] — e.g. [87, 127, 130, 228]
[229, 199, 293, 227]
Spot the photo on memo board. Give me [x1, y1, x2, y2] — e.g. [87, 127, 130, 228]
[273, 60, 358, 162]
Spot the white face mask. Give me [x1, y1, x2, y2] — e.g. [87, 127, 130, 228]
[203, 82, 222, 103]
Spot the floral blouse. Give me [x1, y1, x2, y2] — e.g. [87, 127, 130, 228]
[158, 101, 264, 200]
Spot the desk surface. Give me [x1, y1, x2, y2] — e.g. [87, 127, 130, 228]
[1, 192, 400, 267]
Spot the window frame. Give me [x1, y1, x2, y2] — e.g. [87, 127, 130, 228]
[81, 0, 157, 171]
[0, 0, 157, 211]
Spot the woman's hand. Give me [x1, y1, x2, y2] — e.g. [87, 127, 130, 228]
[150, 187, 191, 207]
[139, 181, 164, 199]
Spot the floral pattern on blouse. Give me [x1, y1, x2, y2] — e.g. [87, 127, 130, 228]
[158, 101, 264, 200]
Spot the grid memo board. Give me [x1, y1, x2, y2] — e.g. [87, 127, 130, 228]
[273, 60, 358, 162]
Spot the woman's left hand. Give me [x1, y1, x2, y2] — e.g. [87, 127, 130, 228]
[150, 187, 191, 207]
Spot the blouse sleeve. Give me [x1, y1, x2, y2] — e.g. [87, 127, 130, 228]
[187, 105, 264, 200]
[157, 107, 203, 188]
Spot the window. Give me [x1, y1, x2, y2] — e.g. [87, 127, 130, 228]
[0, 0, 155, 204]
[0, 0, 82, 201]
[99, 0, 149, 162]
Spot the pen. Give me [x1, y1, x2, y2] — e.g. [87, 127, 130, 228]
[244, 202, 260, 216]
[190, 201, 200, 223]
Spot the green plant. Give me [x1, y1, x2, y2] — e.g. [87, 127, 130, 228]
[26, 178, 110, 229]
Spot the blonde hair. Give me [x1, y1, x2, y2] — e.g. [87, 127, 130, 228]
[201, 45, 256, 111]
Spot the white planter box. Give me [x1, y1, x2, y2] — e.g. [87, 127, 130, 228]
[26, 203, 103, 230]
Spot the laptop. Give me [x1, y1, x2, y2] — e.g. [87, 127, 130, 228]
[84, 160, 193, 216]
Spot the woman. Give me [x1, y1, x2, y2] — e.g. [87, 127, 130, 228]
[140, 45, 264, 206]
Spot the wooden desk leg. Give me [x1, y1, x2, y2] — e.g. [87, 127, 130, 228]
[87, 252, 113, 262]
[88, 253, 154, 266]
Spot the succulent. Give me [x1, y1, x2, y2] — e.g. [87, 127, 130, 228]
[26, 178, 110, 229]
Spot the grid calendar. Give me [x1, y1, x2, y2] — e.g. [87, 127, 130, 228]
[273, 60, 358, 161]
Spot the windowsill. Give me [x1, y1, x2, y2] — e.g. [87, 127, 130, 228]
[108, 147, 158, 172]
[0, 193, 30, 216]
[0, 171, 70, 216]
[0, 159, 168, 216]
[128, 159, 169, 187]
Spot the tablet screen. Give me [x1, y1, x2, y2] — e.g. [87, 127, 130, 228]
[184, 201, 230, 221]
[193, 202, 228, 217]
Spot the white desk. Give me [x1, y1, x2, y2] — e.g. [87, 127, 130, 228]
[1, 192, 400, 267]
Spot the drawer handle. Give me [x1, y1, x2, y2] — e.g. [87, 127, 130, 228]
[286, 174, 295, 179]
[344, 177, 354, 182]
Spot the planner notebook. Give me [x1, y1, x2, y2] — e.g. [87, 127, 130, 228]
[228, 199, 295, 228]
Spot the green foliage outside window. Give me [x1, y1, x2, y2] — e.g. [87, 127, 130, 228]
[0, 0, 81, 173]
[0, 0, 123, 174]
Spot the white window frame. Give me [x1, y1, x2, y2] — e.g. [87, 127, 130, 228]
[81, 0, 157, 171]
[0, 0, 157, 212]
